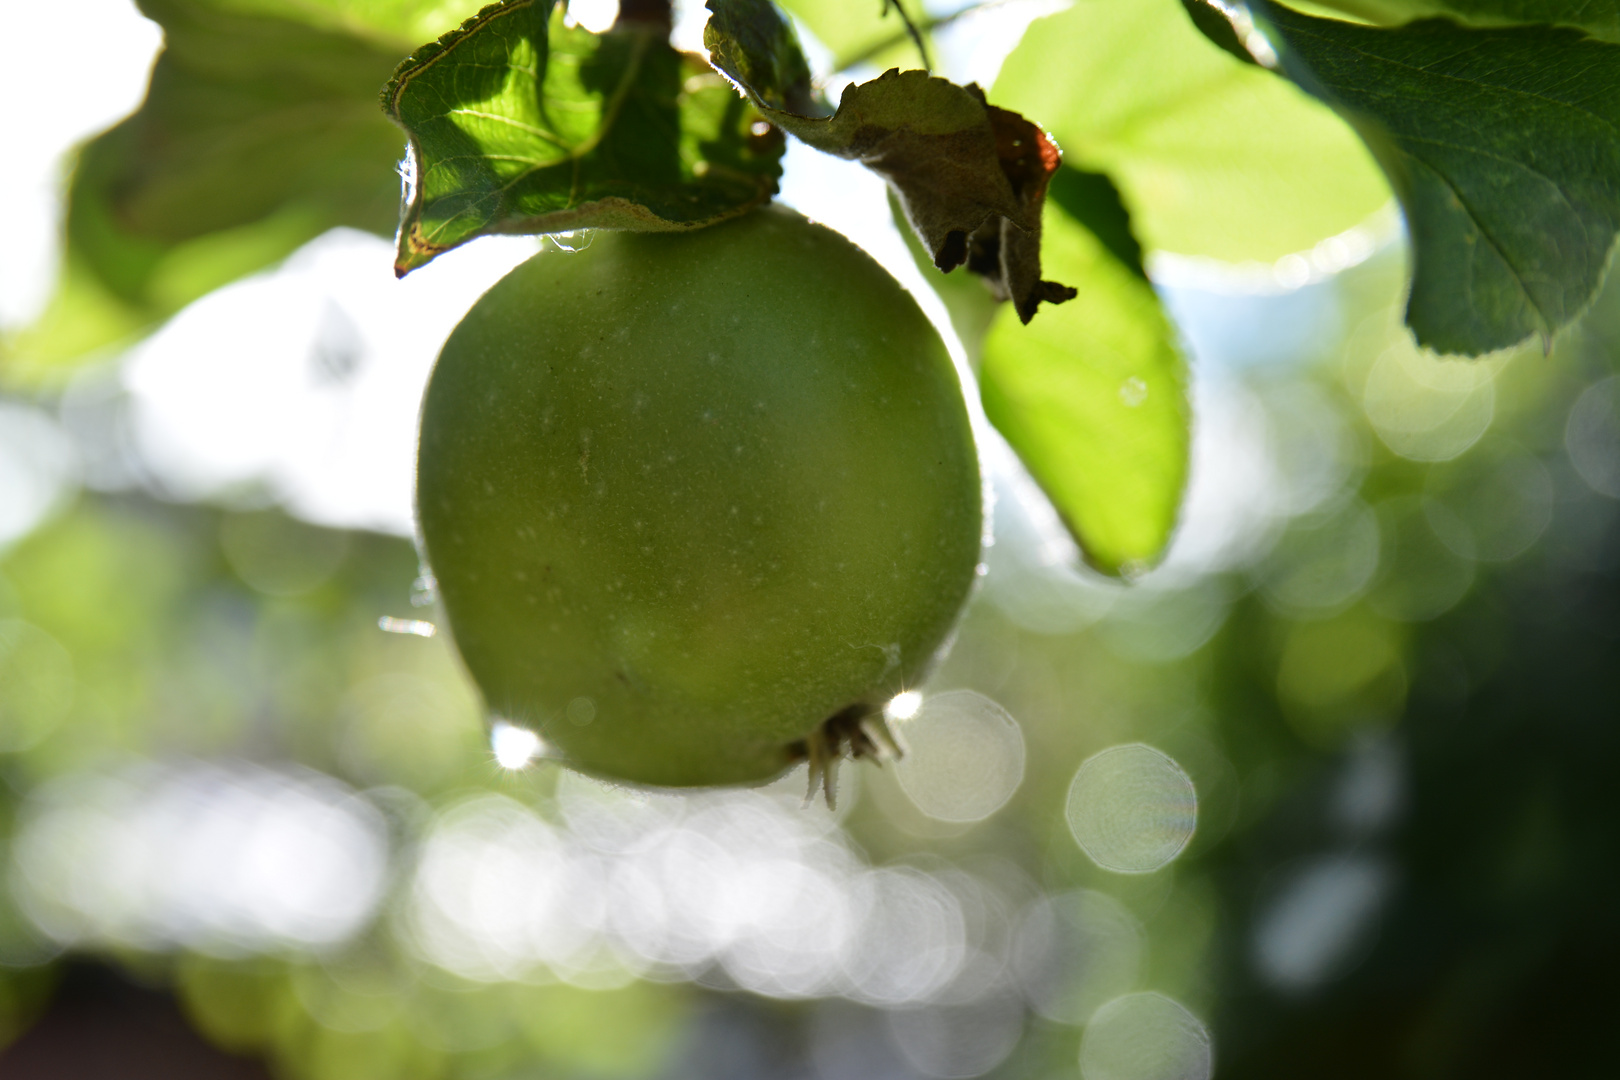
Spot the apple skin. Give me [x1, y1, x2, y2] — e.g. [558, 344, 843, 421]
[417, 205, 982, 788]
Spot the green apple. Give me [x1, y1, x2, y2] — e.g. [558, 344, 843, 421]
[417, 205, 982, 789]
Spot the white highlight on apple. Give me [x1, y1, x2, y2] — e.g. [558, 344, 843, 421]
[378, 617, 437, 638]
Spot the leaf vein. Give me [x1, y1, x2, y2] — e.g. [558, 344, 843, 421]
[1283, 24, 1620, 142]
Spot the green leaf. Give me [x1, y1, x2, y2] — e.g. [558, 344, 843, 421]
[2, 0, 482, 385]
[384, 0, 783, 275]
[1251, 2, 1620, 354]
[979, 201, 1191, 574]
[1305, 0, 1620, 43]
[1047, 168, 1148, 283]
[706, 0, 1075, 321]
[992, 0, 1390, 264]
[1178, 0, 1264, 65]
[701, 0, 826, 115]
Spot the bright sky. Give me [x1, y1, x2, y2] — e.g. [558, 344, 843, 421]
[0, 0, 163, 330]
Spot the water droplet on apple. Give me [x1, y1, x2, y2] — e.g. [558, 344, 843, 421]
[566, 697, 597, 726]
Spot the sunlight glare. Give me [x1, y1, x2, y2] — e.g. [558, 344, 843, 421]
[490, 721, 543, 770]
[564, 0, 619, 32]
[885, 690, 923, 721]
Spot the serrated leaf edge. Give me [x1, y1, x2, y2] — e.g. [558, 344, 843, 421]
[382, 0, 778, 274]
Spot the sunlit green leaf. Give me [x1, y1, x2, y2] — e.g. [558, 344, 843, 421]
[1252, 1, 1620, 354]
[385, 0, 783, 275]
[1047, 168, 1148, 283]
[979, 202, 1190, 574]
[1177, 0, 1265, 65]
[993, 0, 1390, 264]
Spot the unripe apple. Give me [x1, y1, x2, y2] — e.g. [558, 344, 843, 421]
[417, 205, 982, 789]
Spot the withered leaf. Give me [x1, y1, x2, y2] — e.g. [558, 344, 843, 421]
[705, 0, 1073, 321]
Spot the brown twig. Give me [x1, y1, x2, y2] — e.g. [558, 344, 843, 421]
[881, 0, 933, 71]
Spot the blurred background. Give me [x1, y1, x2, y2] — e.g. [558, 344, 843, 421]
[2, 0, 1618, 1078]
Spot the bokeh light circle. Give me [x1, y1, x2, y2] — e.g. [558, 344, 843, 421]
[1567, 374, 1620, 499]
[1013, 889, 1143, 1024]
[1066, 745, 1197, 873]
[895, 691, 1026, 823]
[1080, 992, 1212, 1080]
